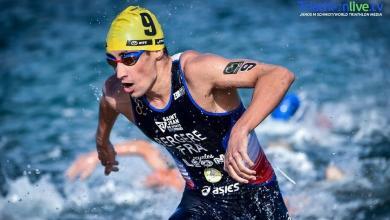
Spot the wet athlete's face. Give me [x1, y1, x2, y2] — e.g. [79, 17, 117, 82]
[107, 50, 161, 97]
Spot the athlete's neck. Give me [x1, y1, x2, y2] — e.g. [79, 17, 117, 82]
[145, 55, 172, 106]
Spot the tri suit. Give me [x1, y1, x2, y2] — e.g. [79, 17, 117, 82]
[130, 53, 290, 219]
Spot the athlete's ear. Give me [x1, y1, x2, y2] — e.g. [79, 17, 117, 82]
[152, 49, 165, 61]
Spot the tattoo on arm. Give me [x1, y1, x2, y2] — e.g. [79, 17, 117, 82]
[223, 61, 257, 74]
[240, 63, 256, 71]
[224, 61, 244, 74]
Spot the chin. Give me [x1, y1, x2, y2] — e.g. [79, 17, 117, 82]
[130, 89, 146, 98]
[129, 92, 140, 98]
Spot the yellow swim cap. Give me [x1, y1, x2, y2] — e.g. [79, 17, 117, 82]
[106, 6, 165, 51]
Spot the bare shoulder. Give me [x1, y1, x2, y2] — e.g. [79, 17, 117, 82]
[103, 75, 121, 97]
[103, 75, 121, 105]
[179, 50, 201, 65]
[179, 51, 286, 89]
[179, 50, 225, 84]
[178, 51, 241, 112]
[180, 50, 225, 66]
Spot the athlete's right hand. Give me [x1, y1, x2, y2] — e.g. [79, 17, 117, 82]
[97, 142, 119, 175]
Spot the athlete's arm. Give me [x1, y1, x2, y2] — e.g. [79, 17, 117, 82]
[184, 52, 295, 183]
[95, 79, 121, 176]
[96, 74, 137, 175]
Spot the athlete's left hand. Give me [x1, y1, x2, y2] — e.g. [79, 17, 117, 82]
[224, 126, 256, 183]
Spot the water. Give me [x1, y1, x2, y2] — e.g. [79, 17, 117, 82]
[0, 0, 389, 219]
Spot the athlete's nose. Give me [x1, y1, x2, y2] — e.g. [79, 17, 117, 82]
[116, 63, 128, 80]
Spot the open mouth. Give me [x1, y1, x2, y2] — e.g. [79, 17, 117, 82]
[122, 83, 135, 93]
[122, 83, 134, 88]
